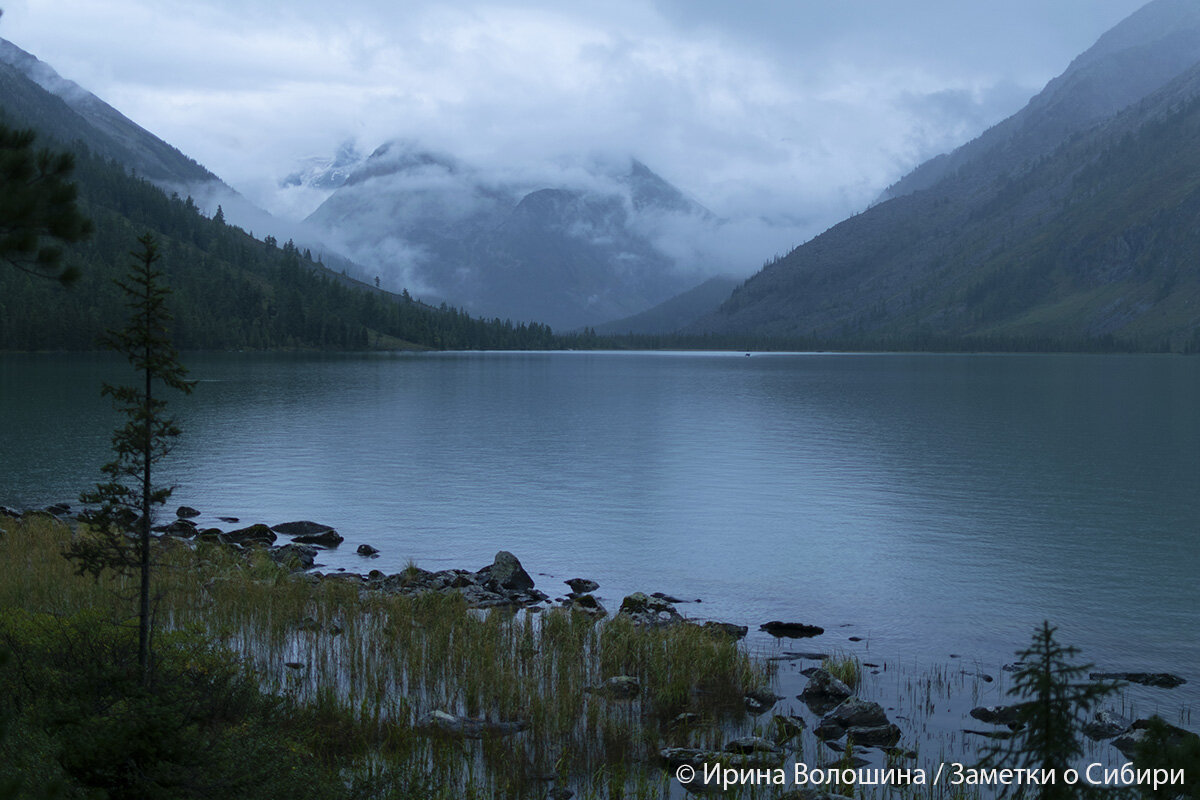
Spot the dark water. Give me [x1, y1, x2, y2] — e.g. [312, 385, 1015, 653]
[3, 350, 1198, 714]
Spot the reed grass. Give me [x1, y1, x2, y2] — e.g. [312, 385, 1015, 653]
[1, 514, 771, 796]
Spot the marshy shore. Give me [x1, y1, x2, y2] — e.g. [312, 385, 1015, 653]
[0, 505, 1193, 799]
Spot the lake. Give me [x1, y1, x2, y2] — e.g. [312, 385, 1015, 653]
[3, 350, 1198, 718]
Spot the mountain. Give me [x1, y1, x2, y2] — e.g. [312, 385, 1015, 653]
[0, 38, 561, 352]
[305, 142, 716, 330]
[281, 140, 365, 191]
[880, 0, 1200, 202]
[0, 38, 215, 187]
[695, 0, 1200, 351]
[593, 276, 740, 335]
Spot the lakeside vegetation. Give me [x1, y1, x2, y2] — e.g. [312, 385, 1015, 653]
[0, 513, 772, 798]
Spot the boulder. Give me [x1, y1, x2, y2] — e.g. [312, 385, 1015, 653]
[1082, 710, 1132, 741]
[771, 714, 806, 744]
[799, 668, 853, 714]
[703, 621, 749, 639]
[356, 543, 380, 557]
[225, 524, 277, 545]
[618, 592, 682, 626]
[292, 529, 344, 547]
[154, 519, 197, 536]
[563, 593, 607, 619]
[218, 516, 240, 523]
[1112, 717, 1199, 759]
[761, 620, 825, 638]
[486, 550, 535, 591]
[744, 688, 779, 714]
[0, 506, 20, 519]
[969, 704, 1025, 727]
[271, 520, 336, 536]
[816, 698, 895, 742]
[270, 543, 318, 571]
[176, 505, 201, 518]
[565, 578, 599, 593]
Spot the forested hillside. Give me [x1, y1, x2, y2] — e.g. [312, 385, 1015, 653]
[0, 55, 561, 352]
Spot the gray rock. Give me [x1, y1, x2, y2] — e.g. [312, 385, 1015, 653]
[176, 506, 201, 518]
[563, 593, 607, 618]
[487, 550, 535, 591]
[618, 592, 682, 626]
[356, 543, 380, 557]
[270, 543, 318, 570]
[799, 668, 853, 714]
[271, 520, 335, 536]
[292, 529, 344, 547]
[816, 698, 893, 741]
[225, 524, 277, 545]
[565, 578, 599, 593]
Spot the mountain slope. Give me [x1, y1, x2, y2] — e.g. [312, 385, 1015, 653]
[306, 142, 716, 329]
[881, 0, 1200, 201]
[696, 0, 1200, 351]
[0, 40, 561, 352]
[593, 276, 740, 335]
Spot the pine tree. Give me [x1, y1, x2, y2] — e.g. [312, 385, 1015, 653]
[980, 621, 1120, 799]
[0, 123, 93, 285]
[65, 233, 194, 686]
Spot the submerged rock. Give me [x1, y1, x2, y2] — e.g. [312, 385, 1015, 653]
[761, 620, 825, 638]
[176, 505, 200, 518]
[416, 709, 528, 739]
[356, 543, 380, 557]
[1090, 671, 1187, 688]
[565, 578, 599, 593]
[969, 704, 1025, 727]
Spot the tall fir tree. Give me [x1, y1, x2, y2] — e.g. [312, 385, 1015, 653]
[65, 233, 194, 685]
[980, 621, 1120, 799]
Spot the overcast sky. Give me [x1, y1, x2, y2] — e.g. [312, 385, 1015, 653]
[1, 0, 1150, 248]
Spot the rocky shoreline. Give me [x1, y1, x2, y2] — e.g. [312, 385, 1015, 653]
[3, 500, 1195, 774]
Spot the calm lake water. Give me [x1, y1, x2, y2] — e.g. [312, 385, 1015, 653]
[3, 350, 1198, 715]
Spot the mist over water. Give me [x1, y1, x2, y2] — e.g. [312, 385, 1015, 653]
[3, 351, 1198, 714]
